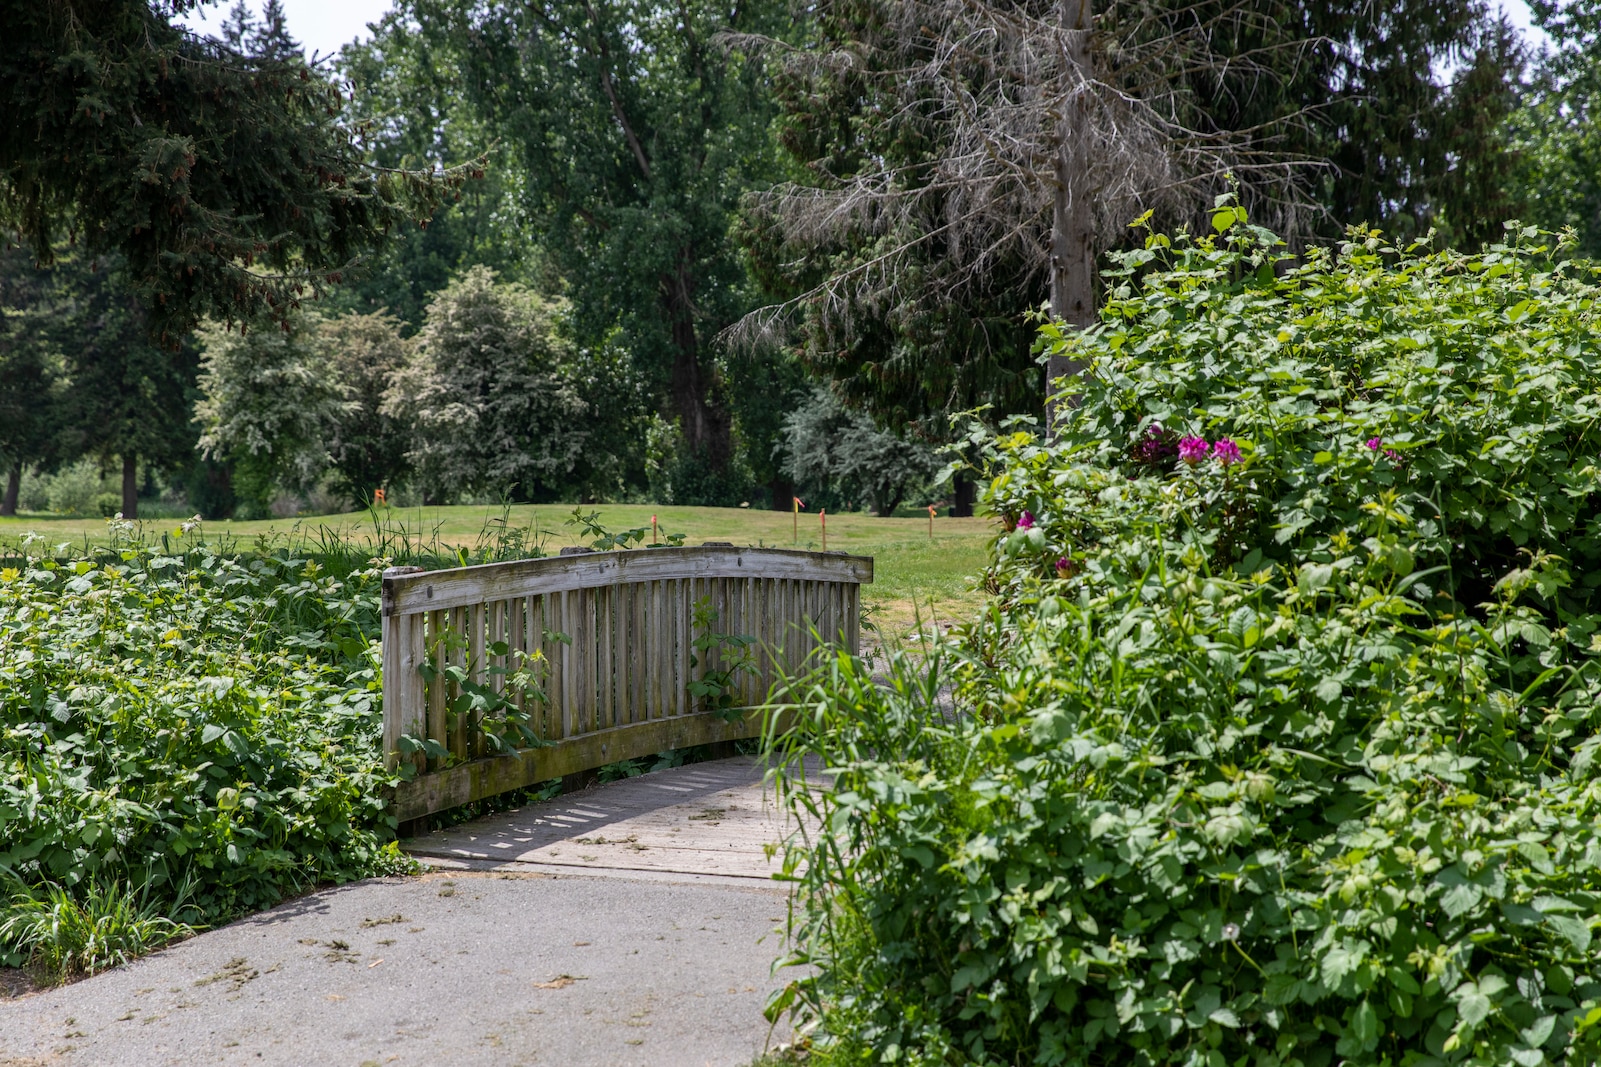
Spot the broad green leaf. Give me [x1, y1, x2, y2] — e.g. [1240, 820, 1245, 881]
[1439, 882, 1483, 918]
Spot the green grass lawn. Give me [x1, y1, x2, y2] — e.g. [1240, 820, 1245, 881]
[0, 503, 996, 637]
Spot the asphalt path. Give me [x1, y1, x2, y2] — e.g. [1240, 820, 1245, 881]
[0, 760, 805, 1067]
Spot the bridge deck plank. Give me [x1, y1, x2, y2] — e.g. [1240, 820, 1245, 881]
[402, 755, 821, 881]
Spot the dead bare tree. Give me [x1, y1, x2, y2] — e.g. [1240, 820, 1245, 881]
[725, 0, 1319, 430]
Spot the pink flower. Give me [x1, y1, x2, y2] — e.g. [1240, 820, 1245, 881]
[1017, 510, 1035, 530]
[1385, 448, 1401, 462]
[1178, 436, 1210, 464]
[1055, 557, 1074, 578]
[1212, 438, 1242, 466]
[1366, 437, 1383, 451]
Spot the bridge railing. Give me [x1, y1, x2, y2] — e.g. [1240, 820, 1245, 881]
[381, 545, 872, 823]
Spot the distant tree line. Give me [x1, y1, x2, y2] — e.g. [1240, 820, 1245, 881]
[2, 0, 1594, 519]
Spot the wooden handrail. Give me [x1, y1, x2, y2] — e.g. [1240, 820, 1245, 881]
[381, 545, 872, 824]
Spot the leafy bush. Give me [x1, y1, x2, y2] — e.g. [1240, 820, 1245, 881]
[778, 386, 943, 517]
[15, 467, 51, 513]
[382, 265, 592, 504]
[43, 458, 109, 516]
[0, 529, 412, 969]
[770, 220, 1601, 1065]
[1033, 215, 1601, 618]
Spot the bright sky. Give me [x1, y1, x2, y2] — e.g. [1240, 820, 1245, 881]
[1497, 0, 1552, 50]
[184, 0, 1553, 62]
[177, 0, 396, 62]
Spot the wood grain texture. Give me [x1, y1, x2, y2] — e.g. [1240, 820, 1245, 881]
[382, 547, 867, 818]
[389, 709, 784, 822]
[383, 545, 872, 614]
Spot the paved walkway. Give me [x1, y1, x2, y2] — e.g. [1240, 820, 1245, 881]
[409, 756, 801, 882]
[0, 758, 810, 1067]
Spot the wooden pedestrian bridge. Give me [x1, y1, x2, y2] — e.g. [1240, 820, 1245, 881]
[380, 544, 868, 872]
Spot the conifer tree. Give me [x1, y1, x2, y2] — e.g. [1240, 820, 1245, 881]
[1, 0, 467, 342]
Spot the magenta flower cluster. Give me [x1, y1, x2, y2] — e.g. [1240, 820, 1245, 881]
[1178, 436, 1210, 464]
[1179, 435, 1243, 467]
[1366, 436, 1402, 462]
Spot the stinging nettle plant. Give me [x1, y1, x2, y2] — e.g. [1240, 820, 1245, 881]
[766, 217, 1601, 1066]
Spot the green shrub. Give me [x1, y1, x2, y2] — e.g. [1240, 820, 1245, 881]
[15, 467, 51, 513]
[43, 458, 108, 516]
[770, 220, 1601, 1065]
[1023, 215, 1601, 619]
[0, 533, 409, 957]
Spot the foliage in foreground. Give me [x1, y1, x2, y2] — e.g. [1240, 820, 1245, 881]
[0, 526, 421, 976]
[770, 221, 1601, 1064]
[0, 877, 194, 981]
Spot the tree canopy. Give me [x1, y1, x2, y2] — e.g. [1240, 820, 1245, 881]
[352, 0, 788, 486]
[0, 0, 466, 341]
[737, 0, 1524, 437]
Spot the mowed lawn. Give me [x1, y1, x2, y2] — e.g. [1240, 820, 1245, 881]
[0, 503, 996, 638]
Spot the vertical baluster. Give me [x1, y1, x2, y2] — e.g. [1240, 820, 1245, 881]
[648, 579, 663, 721]
[471, 601, 488, 758]
[738, 575, 757, 706]
[785, 578, 800, 679]
[847, 581, 860, 656]
[426, 609, 446, 771]
[526, 594, 546, 739]
[595, 583, 605, 730]
[508, 594, 526, 729]
[669, 573, 682, 714]
[548, 591, 566, 742]
[569, 586, 582, 736]
[445, 605, 463, 762]
[640, 576, 653, 717]
[680, 576, 695, 717]
[488, 599, 506, 755]
[758, 577, 774, 699]
[618, 581, 632, 726]
[581, 587, 597, 735]
[631, 578, 647, 722]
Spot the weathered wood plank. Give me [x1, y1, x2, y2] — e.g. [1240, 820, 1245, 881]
[547, 592, 566, 742]
[646, 580, 661, 722]
[384, 547, 869, 820]
[575, 588, 593, 737]
[390, 708, 781, 822]
[385, 546, 872, 614]
[405, 613, 426, 768]
[381, 601, 404, 769]
[680, 576, 695, 717]
[528, 594, 548, 738]
[631, 578, 646, 723]
[426, 609, 447, 770]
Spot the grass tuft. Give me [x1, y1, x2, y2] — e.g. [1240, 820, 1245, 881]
[0, 878, 196, 984]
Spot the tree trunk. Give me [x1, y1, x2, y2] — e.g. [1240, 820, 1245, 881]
[121, 453, 138, 519]
[1046, 0, 1097, 438]
[950, 473, 975, 518]
[1, 465, 19, 516]
[663, 252, 731, 470]
[768, 474, 793, 512]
